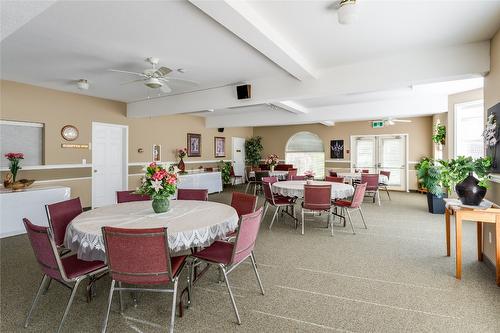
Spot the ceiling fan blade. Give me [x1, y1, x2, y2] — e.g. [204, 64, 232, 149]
[120, 79, 144, 85]
[159, 77, 199, 85]
[326, 1, 341, 10]
[109, 69, 146, 77]
[160, 84, 172, 93]
[155, 66, 172, 77]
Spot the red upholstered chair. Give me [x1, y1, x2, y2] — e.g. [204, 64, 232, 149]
[262, 178, 295, 230]
[259, 164, 270, 171]
[190, 208, 265, 324]
[101, 227, 186, 333]
[231, 192, 258, 217]
[301, 185, 332, 235]
[290, 175, 306, 180]
[205, 167, 214, 172]
[325, 176, 344, 183]
[116, 190, 150, 203]
[361, 173, 381, 206]
[332, 183, 368, 234]
[361, 169, 369, 173]
[229, 165, 243, 185]
[275, 164, 293, 171]
[251, 171, 270, 195]
[329, 170, 338, 177]
[45, 197, 82, 253]
[23, 219, 107, 333]
[379, 170, 391, 200]
[177, 188, 208, 201]
[286, 168, 297, 180]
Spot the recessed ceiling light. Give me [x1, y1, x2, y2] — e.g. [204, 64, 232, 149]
[338, 0, 358, 25]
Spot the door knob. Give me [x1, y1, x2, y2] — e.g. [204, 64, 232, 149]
[94, 169, 98, 173]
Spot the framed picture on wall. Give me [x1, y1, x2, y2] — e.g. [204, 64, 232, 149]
[214, 137, 225, 158]
[152, 144, 161, 162]
[330, 140, 344, 159]
[187, 133, 201, 157]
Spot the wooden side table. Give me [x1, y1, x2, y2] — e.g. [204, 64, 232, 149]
[444, 199, 500, 286]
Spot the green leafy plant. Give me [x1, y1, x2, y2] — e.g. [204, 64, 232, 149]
[245, 136, 263, 167]
[443, 156, 492, 190]
[416, 158, 444, 196]
[432, 124, 446, 145]
[218, 160, 232, 185]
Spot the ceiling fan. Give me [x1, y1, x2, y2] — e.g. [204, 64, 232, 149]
[383, 117, 412, 126]
[109, 57, 196, 93]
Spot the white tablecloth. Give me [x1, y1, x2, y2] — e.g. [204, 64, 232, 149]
[65, 200, 238, 261]
[337, 173, 389, 184]
[249, 170, 288, 180]
[272, 180, 354, 200]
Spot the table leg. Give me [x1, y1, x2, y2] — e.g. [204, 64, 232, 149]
[445, 208, 451, 256]
[477, 222, 483, 262]
[496, 216, 500, 287]
[455, 212, 462, 280]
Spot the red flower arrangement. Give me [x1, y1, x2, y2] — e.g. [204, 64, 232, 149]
[4, 152, 24, 182]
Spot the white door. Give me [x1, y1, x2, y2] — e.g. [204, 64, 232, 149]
[232, 137, 245, 184]
[352, 137, 377, 173]
[92, 122, 128, 208]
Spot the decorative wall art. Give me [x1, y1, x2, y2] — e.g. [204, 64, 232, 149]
[486, 102, 500, 172]
[152, 144, 161, 162]
[187, 133, 201, 157]
[330, 140, 344, 159]
[214, 137, 225, 158]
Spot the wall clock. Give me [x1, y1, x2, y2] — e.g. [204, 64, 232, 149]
[61, 125, 79, 141]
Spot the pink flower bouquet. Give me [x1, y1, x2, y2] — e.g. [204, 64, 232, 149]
[4, 152, 24, 182]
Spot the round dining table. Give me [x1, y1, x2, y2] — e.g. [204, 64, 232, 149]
[272, 180, 354, 200]
[65, 200, 239, 262]
[337, 172, 389, 184]
[249, 170, 288, 180]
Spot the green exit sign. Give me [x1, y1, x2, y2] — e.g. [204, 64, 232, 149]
[372, 121, 384, 128]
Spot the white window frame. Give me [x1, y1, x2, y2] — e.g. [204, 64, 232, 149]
[453, 99, 484, 158]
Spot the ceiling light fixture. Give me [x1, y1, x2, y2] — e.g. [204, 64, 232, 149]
[76, 79, 89, 90]
[337, 0, 358, 25]
[144, 77, 162, 89]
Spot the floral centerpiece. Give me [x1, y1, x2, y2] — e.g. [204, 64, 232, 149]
[177, 148, 187, 173]
[5, 152, 24, 182]
[304, 170, 315, 180]
[136, 162, 177, 213]
[265, 154, 279, 171]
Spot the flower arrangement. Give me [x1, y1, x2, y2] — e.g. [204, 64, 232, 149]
[265, 154, 279, 167]
[136, 162, 177, 213]
[432, 124, 446, 145]
[177, 148, 187, 159]
[5, 152, 24, 182]
[483, 113, 497, 147]
[304, 170, 315, 179]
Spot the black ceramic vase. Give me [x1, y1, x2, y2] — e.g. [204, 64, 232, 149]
[455, 173, 486, 206]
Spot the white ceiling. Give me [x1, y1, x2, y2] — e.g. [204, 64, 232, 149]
[1, 0, 499, 127]
[251, 0, 500, 69]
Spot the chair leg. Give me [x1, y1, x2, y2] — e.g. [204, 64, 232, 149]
[187, 261, 194, 307]
[118, 281, 124, 314]
[169, 278, 178, 333]
[301, 209, 305, 235]
[220, 265, 241, 325]
[24, 274, 49, 328]
[385, 186, 391, 200]
[263, 202, 269, 220]
[359, 207, 368, 229]
[377, 190, 381, 206]
[42, 277, 52, 295]
[346, 210, 355, 235]
[57, 278, 82, 333]
[101, 279, 115, 333]
[269, 206, 278, 230]
[250, 252, 265, 295]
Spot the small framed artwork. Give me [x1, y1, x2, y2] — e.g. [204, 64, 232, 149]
[330, 140, 344, 159]
[214, 137, 225, 158]
[152, 144, 161, 162]
[187, 133, 201, 157]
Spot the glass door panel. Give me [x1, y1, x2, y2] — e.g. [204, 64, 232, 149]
[378, 136, 406, 190]
[352, 137, 376, 173]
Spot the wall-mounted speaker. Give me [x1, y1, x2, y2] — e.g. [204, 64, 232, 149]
[218, 128, 224, 133]
[236, 84, 251, 100]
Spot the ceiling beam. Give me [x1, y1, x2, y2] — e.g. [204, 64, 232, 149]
[188, 0, 317, 80]
[273, 101, 309, 114]
[127, 41, 489, 118]
[204, 94, 448, 128]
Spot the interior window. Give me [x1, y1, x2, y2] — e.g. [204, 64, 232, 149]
[285, 131, 325, 179]
[454, 100, 484, 158]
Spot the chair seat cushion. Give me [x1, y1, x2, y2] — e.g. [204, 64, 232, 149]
[62, 255, 106, 280]
[193, 241, 234, 265]
[333, 200, 352, 207]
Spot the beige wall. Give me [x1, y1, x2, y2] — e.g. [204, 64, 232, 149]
[254, 116, 433, 190]
[0, 80, 252, 206]
[483, 28, 500, 266]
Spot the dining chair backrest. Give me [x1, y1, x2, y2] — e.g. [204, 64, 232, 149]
[230, 192, 258, 217]
[350, 183, 367, 208]
[361, 174, 379, 191]
[229, 165, 237, 177]
[231, 207, 264, 264]
[259, 164, 270, 171]
[362, 169, 369, 173]
[205, 167, 214, 172]
[261, 179, 276, 205]
[287, 168, 297, 180]
[329, 170, 338, 177]
[290, 175, 306, 180]
[45, 197, 82, 247]
[102, 226, 173, 284]
[23, 218, 63, 281]
[380, 170, 391, 180]
[325, 176, 344, 183]
[262, 176, 278, 184]
[116, 191, 150, 203]
[275, 164, 293, 171]
[255, 171, 270, 182]
[177, 188, 208, 201]
[303, 185, 332, 211]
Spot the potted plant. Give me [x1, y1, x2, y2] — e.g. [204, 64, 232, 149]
[245, 136, 263, 170]
[218, 160, 232, 186]
[416, 158, 447, 214]
[432, 124, 446, 146]
[135, 162, 178, 213]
